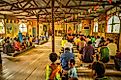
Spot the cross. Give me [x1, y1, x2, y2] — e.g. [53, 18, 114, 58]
[21, 24, 26, 32]
[108, 16, 120, 32]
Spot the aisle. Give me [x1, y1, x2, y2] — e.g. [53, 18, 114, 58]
[0, 37, 62, 80]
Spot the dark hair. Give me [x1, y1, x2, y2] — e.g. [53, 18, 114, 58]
[14, 37, 17, 40]
[109, 39, 113, 43]
[107, 38, 110, 41]
[73, 78, 78, 80]
[80, 37, 84, 41]
[97, 36, 100, 38]
[65, 47, 70, 51]
[88, 41, 92, 45]
[92, 62, 105, 76]
[6, 40, 10, 43]
[7, 37, 10, 39]
[49, 53, 58, 63]
[70, 59, 75, 65]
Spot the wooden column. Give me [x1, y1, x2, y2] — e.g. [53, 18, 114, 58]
[119, 19, 121, 52]
[37, 15, 39, 36]
[52, 0, 55, 53]
[66, 23, 67, 33]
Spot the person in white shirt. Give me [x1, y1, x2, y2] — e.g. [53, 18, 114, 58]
[95, 36, 101, 48]
[64, 41, 73, 53]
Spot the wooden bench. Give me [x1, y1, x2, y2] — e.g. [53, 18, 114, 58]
[12, 46, 35, 57]
[77, 67, 121, 76]
[39, 40, 48, 45]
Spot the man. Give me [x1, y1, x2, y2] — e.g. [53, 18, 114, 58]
[99, 45, 109, 63]
[60, 47, 75, 80]
[64, 41, 73, 53]
[107, 39, 117, 59]
[82, 41, 95, 63]
[60, 47, 74, 70]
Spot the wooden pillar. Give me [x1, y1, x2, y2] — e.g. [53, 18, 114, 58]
[52, 0, 55, 53]
[37, 15, 39, 36]
[66, 23, 67, 33]
[118, 18, 121, 51]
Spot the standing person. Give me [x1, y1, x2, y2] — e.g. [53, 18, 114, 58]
[45, 53, 61, 80]
[107, 39, 117, 59]
[82, 41, 95, 63]
[68, 59, 78, 80]
[18, 31, 23, 43]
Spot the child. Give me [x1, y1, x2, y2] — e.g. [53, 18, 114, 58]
[68, 59, 78, 80]
[45, 53, 61, 80]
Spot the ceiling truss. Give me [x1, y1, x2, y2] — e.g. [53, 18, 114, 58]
[0, 0, 120, 22]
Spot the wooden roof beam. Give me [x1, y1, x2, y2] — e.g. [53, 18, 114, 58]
[22, 0, 31, 8]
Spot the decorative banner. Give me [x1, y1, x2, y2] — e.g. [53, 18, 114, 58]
[6, 23, 12, 34]
[0, 19, 5, 34]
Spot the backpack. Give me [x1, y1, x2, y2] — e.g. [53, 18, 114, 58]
[45, 64, 61, 80]
[100, 47, 109, 63]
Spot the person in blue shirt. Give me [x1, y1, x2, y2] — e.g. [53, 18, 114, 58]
[60, 47, 74, 80]
[60, 47, 74, 70]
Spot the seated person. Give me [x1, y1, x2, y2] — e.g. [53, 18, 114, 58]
[68, 59, 78, 80]
[61, 37, 67, 48]
[78, 37, 86, 54]
[114, 50, 121, 71]
[92, 61, 110, 80]
[64, 41, 73, 53]
[60, 47, 74, 70]
[99, 45, 109, 63]
[3, 40, 15, 55]
[45, 53, 61, 80]
[21, 39, 26, 50]
[13, 38, 21, 51]
[81, 41, 95, 63]
[107, 39, 117, 59]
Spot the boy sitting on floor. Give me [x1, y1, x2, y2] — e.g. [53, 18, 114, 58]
[68, 59, 78, 80]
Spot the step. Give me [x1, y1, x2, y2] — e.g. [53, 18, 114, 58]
[77, 67, 121, 76]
